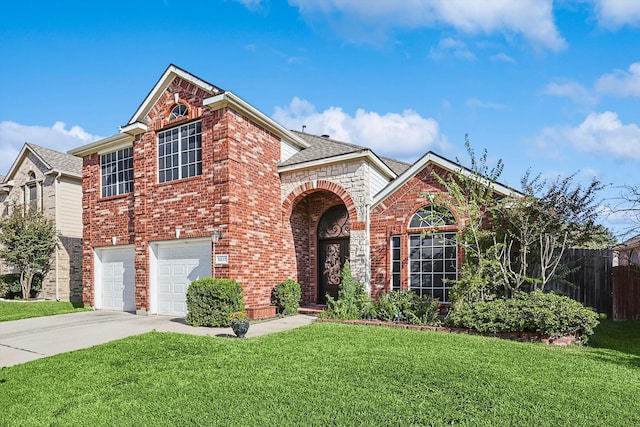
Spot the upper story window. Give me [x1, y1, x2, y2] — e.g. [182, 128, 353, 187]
[409, 204, 456, 228]
[157, 120, 202, 183]
[24, 171, 40, 213]
[169, 104, 188, 120]
[101, 147, 134, 198]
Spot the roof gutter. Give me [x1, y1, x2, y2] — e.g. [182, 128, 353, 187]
[203, 92, 309, 150]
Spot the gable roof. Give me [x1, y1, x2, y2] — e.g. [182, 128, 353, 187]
[613, 233, 640, 251]
[278, 131, 398, 180]
[71, 64, 309, 157]
[3, 143, 82, 183]
[372, 150, 520, 207]
[127, 63, 225, 126]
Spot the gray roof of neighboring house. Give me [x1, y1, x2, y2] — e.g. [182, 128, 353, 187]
[282, 131, 410, 176]
[26, 143, 83, 177]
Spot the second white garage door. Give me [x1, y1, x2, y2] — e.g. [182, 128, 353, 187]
[157, 241, 212, 316]
[100, 247, 136, 312]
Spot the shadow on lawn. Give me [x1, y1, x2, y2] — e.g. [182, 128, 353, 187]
[586, 320, 640, 367]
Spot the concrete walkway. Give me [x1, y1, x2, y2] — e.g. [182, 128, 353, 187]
[0, 310, 317, 368]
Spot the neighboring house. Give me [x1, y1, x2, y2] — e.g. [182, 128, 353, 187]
[70, 64, 516, 318]
[0, 144, 83, 301]
[613, 234, 640, 266]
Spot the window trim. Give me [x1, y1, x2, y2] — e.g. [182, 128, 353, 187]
[100, 147, 134, 198]
[157, 120, 202, 184]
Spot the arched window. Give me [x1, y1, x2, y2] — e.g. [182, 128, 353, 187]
[169, 104, 188, 120]
[391, 205, 458, 302]
[409, 205, 456, 228]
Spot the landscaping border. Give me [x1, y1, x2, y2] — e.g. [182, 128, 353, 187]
[315, 318, 577, 346]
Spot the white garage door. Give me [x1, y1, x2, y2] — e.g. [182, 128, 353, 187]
[157, 241, 211, 316]
[100, 248, 135, 312]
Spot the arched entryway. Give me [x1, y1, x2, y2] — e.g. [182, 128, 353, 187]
[317, 204, 350, 303]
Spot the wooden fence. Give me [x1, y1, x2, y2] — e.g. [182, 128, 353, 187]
[546, 248, 613, 317]
[612, 265, 640, 320]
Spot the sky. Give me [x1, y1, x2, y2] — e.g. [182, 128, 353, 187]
[1, 0, 639, 240]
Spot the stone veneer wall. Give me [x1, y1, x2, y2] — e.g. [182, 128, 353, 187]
[280, 159, 372, 288]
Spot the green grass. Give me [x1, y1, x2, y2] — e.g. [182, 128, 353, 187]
[0, 300, 91, 322]
[1, 321, 639, 426]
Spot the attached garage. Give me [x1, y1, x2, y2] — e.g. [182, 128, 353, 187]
[151, 239, 212, 316]
[96, 246, 136, 312]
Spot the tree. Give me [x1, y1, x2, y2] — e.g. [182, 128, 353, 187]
[0, 208, 58, 299]
[491, 170, 607, 292]
[427, 135, 506, 303]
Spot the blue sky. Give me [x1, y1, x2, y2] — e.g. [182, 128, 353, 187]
[1, 0, 639, 239]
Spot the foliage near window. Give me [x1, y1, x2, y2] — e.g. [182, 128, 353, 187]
[0, 209, 57, 300]
[101, 147, 133, 197]
[369, 290, 440, 326]
[185, 277, 244, 327]
[271, 279, 302, 316]
[157, 121, 202, 183]
[321, 261, 369, 320]
[446, 291, 599, 342]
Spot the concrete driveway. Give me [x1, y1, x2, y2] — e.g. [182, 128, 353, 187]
[0, 310, 315, 368]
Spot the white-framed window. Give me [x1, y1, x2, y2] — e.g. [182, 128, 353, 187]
[390, 205, 458, 302]
[169, 104, 188, 120]
[391, 235, 401, 291]
[101, 147, 134, 197]
[409, 232, 457, 302]
[23, 171, 39, 213]
[157, 120, 202, 183]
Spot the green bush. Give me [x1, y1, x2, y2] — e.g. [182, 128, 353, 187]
[185, 277, 244, 327]
[372, 290, 440, 326]
[271, 279, 301, 316]
[321, 261, 371, 320]
[446, 291, 599, 342]
[0, 273, 42, 299]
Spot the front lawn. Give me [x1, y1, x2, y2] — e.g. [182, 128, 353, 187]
[1, 321, 639, 426]
[0, 300, 91, 322]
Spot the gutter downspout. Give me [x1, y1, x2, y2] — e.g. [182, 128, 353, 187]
[54, 172, 61, 301]
[364, 195, 371, 294]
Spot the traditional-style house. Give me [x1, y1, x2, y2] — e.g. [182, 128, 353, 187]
[0, 144, 83, 300]
[70, 64, 516, 318]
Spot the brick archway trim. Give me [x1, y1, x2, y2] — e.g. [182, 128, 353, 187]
[283, 180, 363, 230]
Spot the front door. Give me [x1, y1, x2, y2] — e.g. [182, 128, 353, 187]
[317, 204, 350, 304]
[318, 238, 350, 303]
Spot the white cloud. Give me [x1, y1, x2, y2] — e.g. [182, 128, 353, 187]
[534, 111, 640, 160]
[490, 53, 516, 63]
[543, 81, 598, 106]
[0, 121, 101, 175]
[595, 62, 640, 97]
[429, 37, 476, 61]
[288, 0, 566, 50]
[273, 97, 449, 162]
[590, 0, 640, 28]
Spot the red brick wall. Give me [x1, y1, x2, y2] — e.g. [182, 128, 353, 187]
[81, 76, 295, 311]
[369, 164, 462, 299]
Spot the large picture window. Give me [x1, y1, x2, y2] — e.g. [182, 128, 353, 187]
[101, 147, 133, 197]
[409, 232, 457, 302]
[157, 120, 202, 183]
[390, 205, 458, 303]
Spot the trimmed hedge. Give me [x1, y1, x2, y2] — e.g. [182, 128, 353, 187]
[446, 291, 599, 342]
[271, 279, 301, 316]
[185, 277, 244, 327]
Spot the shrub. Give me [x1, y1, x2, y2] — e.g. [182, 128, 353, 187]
[372, 290, 440, 326]
[271, 279, 301, 316]
[185, 277, 244, 327]
[0, 273, 42, 299]
[446, 291, 599, 342]
[321, 261, 371, 320]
